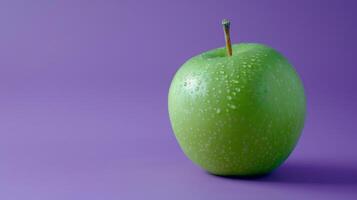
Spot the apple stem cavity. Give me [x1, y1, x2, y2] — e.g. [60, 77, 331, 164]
[222, 19, 233, 57]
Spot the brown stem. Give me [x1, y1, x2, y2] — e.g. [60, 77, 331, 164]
[222, 19, 232, 56]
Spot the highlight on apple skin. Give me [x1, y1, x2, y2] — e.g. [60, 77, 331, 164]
[168, 20, 306, 176]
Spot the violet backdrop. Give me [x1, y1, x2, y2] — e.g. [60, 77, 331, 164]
[1, 0, 356, 199]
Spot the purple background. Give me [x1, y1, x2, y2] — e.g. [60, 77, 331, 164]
[1, 0, 357, 199]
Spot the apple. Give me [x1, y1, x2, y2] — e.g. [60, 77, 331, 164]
[168, 19, 306, 176]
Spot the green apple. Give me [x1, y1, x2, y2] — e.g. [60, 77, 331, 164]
[168, 20, 306, 176]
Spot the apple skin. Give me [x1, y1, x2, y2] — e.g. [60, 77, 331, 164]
[168, 43, 306, 176]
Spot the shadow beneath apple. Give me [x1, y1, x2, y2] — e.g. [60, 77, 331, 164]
[213, 161, 357, 186]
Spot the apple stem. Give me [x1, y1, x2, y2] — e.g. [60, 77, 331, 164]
[222, 19, 233, 57]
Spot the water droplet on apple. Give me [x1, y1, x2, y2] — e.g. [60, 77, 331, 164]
[216, 108, 221, 114]
[227, 96, 232, 100]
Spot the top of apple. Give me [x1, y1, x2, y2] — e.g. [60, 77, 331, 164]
[199, 43, 274, 60]
[189, 19, 277, 61]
